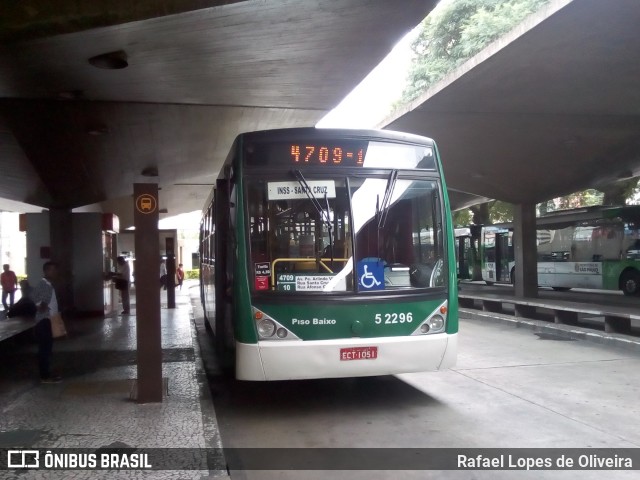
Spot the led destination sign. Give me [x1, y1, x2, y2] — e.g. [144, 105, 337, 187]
[246, 141, 369, 168]
[290, 144, 365, 167]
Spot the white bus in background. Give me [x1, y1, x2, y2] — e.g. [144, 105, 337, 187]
[478, 205, 640, 296]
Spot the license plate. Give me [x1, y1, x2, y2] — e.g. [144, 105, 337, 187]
[340, 346, 378, 361]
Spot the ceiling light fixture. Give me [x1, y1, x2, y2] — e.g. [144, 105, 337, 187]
[141, 166, 159, 177]
[88, 50, 128, 69]
[87, 125, 109, 136]
[58, 90, 84, 100]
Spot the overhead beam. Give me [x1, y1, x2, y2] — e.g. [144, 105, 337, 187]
[0, 0, 245, 42]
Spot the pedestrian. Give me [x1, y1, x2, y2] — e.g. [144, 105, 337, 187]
[1, 264, 18, 311]
[32, 261, 62, 383]
[160, 259, 167, 290]
[115, 256, 131, 315]
[176, 263, 185, 290]
[7, 280, 37, 318]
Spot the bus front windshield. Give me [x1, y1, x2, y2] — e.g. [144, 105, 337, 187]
[247, 174, 445, 294]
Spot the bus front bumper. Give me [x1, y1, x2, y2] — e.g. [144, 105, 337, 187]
[235, 333, 457, 381]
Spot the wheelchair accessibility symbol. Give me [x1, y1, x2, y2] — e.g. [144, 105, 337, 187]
[357, 260, 384, 291]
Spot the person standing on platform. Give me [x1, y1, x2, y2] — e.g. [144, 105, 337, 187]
[176, 263, 185, 290]
[32, 261, 62, 383]
[116, 256, 131, 315]
[1, 264, 18, 311]
[160, 259, 167, 290]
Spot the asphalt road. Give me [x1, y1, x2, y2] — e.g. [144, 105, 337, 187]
[196, 313, 640, 480]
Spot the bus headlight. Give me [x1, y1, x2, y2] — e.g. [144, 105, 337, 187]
[429, 315, 445, 331]
[252, 306, 301, 341]
[257, 319, 276, 338]
[411, 302, 448, 336]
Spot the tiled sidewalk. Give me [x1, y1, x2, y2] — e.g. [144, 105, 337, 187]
[0, 281, 227, 479]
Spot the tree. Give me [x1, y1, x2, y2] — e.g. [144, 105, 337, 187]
[536, 178, 640, 215]
[400, 0, 551, 105]
[404, 0, 640, 215]
[489, 200, 514, 223]
[464, 200, 514, 225]
[453, 208, 472, 227]
[601, 178, 639, 206]
[539, 189, 603, 214]
[470, 201, 490, 225]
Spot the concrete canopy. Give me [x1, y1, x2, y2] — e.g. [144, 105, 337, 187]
[0, 0, 436, 226]
[383, 0, 640, 209]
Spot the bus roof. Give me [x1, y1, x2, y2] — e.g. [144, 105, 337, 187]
[472, 205, 640, 231]
[234, 127, 436, 147]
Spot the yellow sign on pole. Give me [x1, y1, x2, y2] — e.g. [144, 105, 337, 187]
[135, 194, 157, 214]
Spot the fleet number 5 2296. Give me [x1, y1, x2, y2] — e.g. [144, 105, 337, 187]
[374, 313, 413, 324]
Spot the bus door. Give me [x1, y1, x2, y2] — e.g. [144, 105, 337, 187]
[456, 234, 472, 280]
[495, 231, 512, 283]
[482, 229, 496, 283]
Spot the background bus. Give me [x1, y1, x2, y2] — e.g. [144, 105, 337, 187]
[455, 227, 472, 280]
[200, 127, 458, 380]
[476, 205, 640, 295]
[455, 226, 481, 281]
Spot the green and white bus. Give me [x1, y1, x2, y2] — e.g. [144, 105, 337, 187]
[479, 205, 640, 295]
[200, 127, 458, 380]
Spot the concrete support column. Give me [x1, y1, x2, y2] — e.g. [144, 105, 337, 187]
[134, 184, 162, 403]
[49, 208, 74, 313]
[513, 203, 537, 298]
[604, 316, 631, 334]
[166, 237, 176, 309]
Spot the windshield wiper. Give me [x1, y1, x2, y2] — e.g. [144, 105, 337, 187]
[292, 170, 333, 259]
[323, 191, 334, 263]
[378, 169, 398, 229]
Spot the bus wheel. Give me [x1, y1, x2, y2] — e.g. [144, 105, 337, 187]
[620, 270, 640, 296]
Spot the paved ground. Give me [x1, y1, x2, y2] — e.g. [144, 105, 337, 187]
[3, 281, 639, 479]
[201, 312, 640, 480]
[0, 280, 226, 479]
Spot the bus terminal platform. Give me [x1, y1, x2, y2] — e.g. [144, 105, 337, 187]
[458, 282, 640, 351]
[2, 280, 640, 479]
[0, 281, 228, 479]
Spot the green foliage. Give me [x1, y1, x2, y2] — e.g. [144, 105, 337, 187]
[405, 0, 638, 216]
[539, 189, 603, 214]
[185, 269, 199, 280]
[457, 179, 639, 225]
[453, 209, 473, 227]
[489, 200, 514, 223]
[458, 200, 513, 226]
[400, 0, 551, 104]
[601, 178, 639, 206]
[469, 202, 490, 225]
[631, 179, 640, 204]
